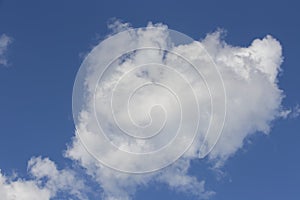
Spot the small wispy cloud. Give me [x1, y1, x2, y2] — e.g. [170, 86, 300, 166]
[279, 104, 300, 119]
[0, 34, 12, 66]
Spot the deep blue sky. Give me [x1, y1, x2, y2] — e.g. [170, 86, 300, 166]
[0, 0, 299, 199]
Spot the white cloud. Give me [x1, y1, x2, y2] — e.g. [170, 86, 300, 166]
[0, 171, 51, 200]
[28, 157, 86, 199]
[0, 34, 12, 66]
[0, 157, 86, 200]
[66, 21, 285, 199]
[202, 31, 283, 164]
[278, 104, 300, 119]
[291, 104, 300, 118]
[0, 21, 286, 200]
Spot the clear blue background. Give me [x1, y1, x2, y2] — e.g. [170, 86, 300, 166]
[0, 0, 299, 199]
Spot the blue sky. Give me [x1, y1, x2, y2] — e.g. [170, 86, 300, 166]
[0, 0, 300, 200]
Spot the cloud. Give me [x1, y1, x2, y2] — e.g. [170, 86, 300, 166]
[0, 21, 285, 200]
[278, 104, 300, 119]
[66, 21, 284, 199]
[0, 34, 12, 66]
[0, 172, 51, 200]
[202, 31, 283, 164]
[291, 105, 300, 118]
[0, 157, 86, 200]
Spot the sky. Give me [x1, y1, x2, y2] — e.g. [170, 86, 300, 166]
[0, 0, 300, 200]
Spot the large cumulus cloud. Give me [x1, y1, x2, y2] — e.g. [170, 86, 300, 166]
[0, 21, 285, 200]
[66, 22, 284, 200]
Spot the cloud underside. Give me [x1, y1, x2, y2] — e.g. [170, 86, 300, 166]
[0, 21, 284, 200]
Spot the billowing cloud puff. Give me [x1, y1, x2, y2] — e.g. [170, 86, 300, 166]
[202, 31, 283, 164]
[0, 157, 85, 200]
[66, 21, 284, 200]
[0, 34, 12, 66]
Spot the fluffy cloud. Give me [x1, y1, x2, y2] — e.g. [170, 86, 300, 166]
[0, 21, 285, 200]
[0, 172, 51, 200]
[202, 32, 283, 164]
[66, 21, 284, 199]
[0, 34, 12, 66]
[0, 157, 85, 200]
